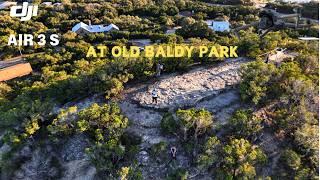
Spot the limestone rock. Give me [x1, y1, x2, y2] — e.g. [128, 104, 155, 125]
[62, 159, 96, 180]
[133, 58, 248, 109]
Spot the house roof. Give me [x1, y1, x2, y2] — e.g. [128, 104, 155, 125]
[0, 63, 33, 81]
[41, 2, 53, 6]
[105, 24, 119, 31]
[206, 20, 230, 32]
[72, 22, 119, 33]
[165, 26, 182, 35]
[206, 20, 230, 26]
[0, 1, 17, 9]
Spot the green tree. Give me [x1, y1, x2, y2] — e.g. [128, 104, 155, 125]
[0, 83, 12, 102]
[48, 106, 78, 136]
[220, 138, 266, 178]
[295, 124, 318, 153]
[23, 117, 40, 138]
[197, 136, 221, 170]
[237, 30, 261, 58]
[77, 103, 132, 174]
[160, 113, 178, 135]
[176, 21, 214, 39]
[86, 138, 126, 172]
[229, 109, 263, 139]
[118, 166, 143, 180]
[167, 168, 188, 180]
[240, 60, 278, 104]
[176, 108, 213, 141]
[280, 149, 301, 172]
[77, 103, 128, 136]
[294, 124, 319, 170]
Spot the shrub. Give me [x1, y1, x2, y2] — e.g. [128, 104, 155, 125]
[280, 149, 301, 171]
[167, 168, 188, 180]
[160, 113, 178, 135]
[176, 108, 213, 141]
[229, 109, 263, 139]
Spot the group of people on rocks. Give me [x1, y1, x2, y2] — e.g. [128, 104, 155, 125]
[151, 62, 163, 104]
[151, 63, 179, 162]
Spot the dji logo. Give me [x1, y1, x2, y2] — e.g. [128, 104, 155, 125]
[10, 2, 38, 21]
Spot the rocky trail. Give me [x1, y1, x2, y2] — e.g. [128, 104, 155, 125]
[118, 58, 249, 179]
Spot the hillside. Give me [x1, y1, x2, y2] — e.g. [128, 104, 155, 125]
[0, 0, 318, 179]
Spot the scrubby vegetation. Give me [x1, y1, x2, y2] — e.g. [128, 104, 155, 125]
[0, 0, 318, 179]
[239, 42, 319, 178]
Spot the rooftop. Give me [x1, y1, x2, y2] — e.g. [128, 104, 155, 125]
[0, 1, 17, 9]
[0, 62, 33, 81]
[72, 22, 119, 33]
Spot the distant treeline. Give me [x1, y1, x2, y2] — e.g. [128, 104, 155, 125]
[199, 0, 254, 6]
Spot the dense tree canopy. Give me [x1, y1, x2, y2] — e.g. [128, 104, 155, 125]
[0, 0, 318, 179]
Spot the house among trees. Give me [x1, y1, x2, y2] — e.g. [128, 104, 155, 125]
[41, 2, 63, 6]
[206, 16, 230, 32]
[0, 1, 17, 9]
[0, 61, 33, 81]
[41, 2, 53, 6]
[72, 22, 119, 35]
[165, 26, 182, 35]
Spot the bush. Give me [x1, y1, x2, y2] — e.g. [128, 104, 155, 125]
[160, 113, 178, 135]
[197, 136, 221, 170]
[176, 21, 214, 39]
[167, 168, 188, 180]
[118, 166, 143, 180]
[150, 141, 168, 161]
[280, 149, 301, 171]
[239, 60, 278, 104]
[229, 109, 263, 139]
[176, 108, 213, 141]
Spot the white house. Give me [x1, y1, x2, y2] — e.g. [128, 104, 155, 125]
[53, 3, 62, 6]
[72, 22, 119, 35]
[0, 1, 17, 9]
[41, 2, 53, 6]
[165, 26, 182, 35]
[206, 20, 230, 32]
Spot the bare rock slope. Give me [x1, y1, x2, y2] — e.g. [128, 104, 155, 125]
[133, 58, 247, 110]
[8, 58, 249, 180]
[119, 58, 249, 179]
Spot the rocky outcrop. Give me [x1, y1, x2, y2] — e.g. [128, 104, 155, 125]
[62, 159, 96, 180]
[118, 58, 249, 179]
[133, 58, 248, 110]
[12, 146, 61, 180]
[6, 57, 250, 180]
[196, 89, 242, 124]
[10, 134, 96, 180]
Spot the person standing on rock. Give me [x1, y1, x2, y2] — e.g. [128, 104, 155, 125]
[156, 63, 163, 77]
[152, 88, 158, 104]
[265, 53, 270, 63]
[168, 147, 178, 169]
[170, 147, 177, 160]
